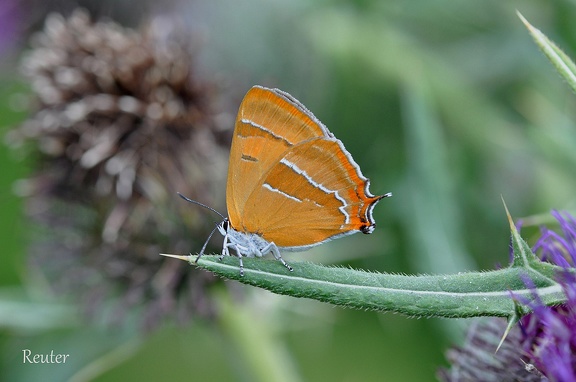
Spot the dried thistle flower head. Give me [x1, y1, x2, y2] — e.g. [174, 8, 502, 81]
[437, 318, 543, 382]
[15, 9, 228, 204]
[9, 9, 233, 329]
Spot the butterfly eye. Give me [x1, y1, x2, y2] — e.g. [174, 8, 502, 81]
[221, 219, 230, 231]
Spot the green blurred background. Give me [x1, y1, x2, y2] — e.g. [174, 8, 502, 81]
[1, 0, 576, 381]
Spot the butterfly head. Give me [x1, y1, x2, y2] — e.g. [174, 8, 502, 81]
[217, 218, 230, 236]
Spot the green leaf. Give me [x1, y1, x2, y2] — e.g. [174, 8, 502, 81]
[518, 11, 576, 94]
[502, 197, 545, 269]
[162, 251, 568, 319]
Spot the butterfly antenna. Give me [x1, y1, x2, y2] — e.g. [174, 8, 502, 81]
[177, 192, 225, 220]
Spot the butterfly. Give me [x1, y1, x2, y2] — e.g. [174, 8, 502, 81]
[178, 86, 391, 276]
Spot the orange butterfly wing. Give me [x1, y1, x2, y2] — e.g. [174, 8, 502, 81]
[226, 86, 386, 249]
[241, 138, 384, 248]
[226, 86, 329, 227]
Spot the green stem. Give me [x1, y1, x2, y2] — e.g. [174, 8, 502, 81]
[215, 288, 302, 382]
[192, 255, 566, 319]
[162, 205, 571, 320]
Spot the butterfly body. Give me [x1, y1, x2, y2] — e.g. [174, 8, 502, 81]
[218, 219, 292, 275]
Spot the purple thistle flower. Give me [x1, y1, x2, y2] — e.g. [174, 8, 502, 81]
[533, 210, 576, 266]
[0, 0, 21, 56]
[520, 210, 576, 381]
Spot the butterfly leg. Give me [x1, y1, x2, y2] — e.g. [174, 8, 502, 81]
[265, 242, 293, 272]
[219, 233, 230, 261]
[237, 251, 245, 277]
[228, 243, 245, 277]
[221, 239, 246, 276]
